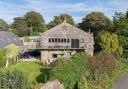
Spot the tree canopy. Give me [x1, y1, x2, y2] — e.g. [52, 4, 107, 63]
[0, 18, 8, 30]
[24, 11, 47, 35]
[47, 14, 74, 29]
[12, 17, 29, 37]
[12, 11, 47, 36]
[79, 12, 112, 35]
[98, 32, 123, 55]
[113, 11, 128, 58]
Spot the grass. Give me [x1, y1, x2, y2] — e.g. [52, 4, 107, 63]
[7, 61, 46, 84]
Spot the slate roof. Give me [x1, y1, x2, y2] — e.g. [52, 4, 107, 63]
[0, 30, 22, 49]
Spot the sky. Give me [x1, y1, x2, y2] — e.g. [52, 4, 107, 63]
[0, 0, 127, 24]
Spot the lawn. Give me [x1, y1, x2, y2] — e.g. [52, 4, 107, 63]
[7, 61, 47, 84]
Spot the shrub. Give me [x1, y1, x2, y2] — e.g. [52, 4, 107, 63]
[0, 48, 7, 68]
[0, 70, 31, 89]
[49, 52, 88, 89]
[6, 44, 20, 63]
[87, 51, 117, 81]
[88, 51, 116, 74]
[98, 32, 123, 55]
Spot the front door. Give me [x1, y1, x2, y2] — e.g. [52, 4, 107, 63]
[71, 39, 79, 48]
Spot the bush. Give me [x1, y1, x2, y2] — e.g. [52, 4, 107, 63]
[6, 44, 20, 64]
[49, 52, 88, 89]
[87, 51, 116, 82]
[0, 70, 31, 89]
[0, 48, 7, 68]
[88, 51, 116, 74]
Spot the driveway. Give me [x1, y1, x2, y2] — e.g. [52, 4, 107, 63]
[112, 73, 128, 89]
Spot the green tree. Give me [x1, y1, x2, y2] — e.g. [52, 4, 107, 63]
[99, 32, 123, 55]
[12, 17, 29, 37]
[50, 52, 87, 89]
[79, 12, 112, 35]
[24, 11, 46, 35]
[79, 12, 113, 53]
[113, 11, 128, 57]
[0, 18, 8, 30]
[47, 14, 74, 29]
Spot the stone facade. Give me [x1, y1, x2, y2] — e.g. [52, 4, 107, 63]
[41, 80, 64, 89]
[40, 21, 94, 64]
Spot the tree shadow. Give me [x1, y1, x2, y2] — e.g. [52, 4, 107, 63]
[36, 67, 52, 83]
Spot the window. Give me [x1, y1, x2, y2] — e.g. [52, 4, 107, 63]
[64, 39, 66, 43]
[0, 38, 3, 40]
[58, 38, 60, 43]
[55, 38, 57, 43]
[52, 38, 54, 42]
[53, 54, 57, 58]
[67, 39, 70, 43]
[49, 38, 51, 43]
[61, 39, 63, 43]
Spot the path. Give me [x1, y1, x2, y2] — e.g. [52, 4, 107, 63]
[112, 73, 128, 89]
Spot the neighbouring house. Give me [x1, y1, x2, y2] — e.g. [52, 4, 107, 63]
[0, 30, 22, 50]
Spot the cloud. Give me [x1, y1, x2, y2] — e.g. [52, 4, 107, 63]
[0, 0, 127, 24]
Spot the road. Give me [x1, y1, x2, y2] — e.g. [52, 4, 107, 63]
[112, 73, 128, 89]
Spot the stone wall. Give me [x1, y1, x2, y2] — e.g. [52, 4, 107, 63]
[41, 80, 64, 89]
[41, 50, 76, 64]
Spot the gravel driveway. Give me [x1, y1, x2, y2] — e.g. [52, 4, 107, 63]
[112, 74, 128, 89]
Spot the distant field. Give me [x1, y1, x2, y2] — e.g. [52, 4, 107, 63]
[8, 61, 46, 84]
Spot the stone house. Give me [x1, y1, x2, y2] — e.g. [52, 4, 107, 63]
[40, 20, 94, 64]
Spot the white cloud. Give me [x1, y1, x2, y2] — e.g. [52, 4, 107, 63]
[0, 0, 127, 24]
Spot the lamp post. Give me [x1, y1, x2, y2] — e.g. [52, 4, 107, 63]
[5, 48, 11, 68]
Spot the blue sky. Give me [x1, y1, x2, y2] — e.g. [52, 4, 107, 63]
[0, 0, 127, 24]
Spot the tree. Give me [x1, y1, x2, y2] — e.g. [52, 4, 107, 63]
[24, 11, 46, 35]
[12, 17, 29, 37]
[79, 12, 112, 35]
[50, 53, 87, 89]
[0, 18, 8, 30]
[98, 32, 123, 55]
[113, 11, 128, 58]
[79, 12, 113, 53]
[47, 14, 74, 29]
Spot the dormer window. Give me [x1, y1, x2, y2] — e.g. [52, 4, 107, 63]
[0, 38, 3, 40]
